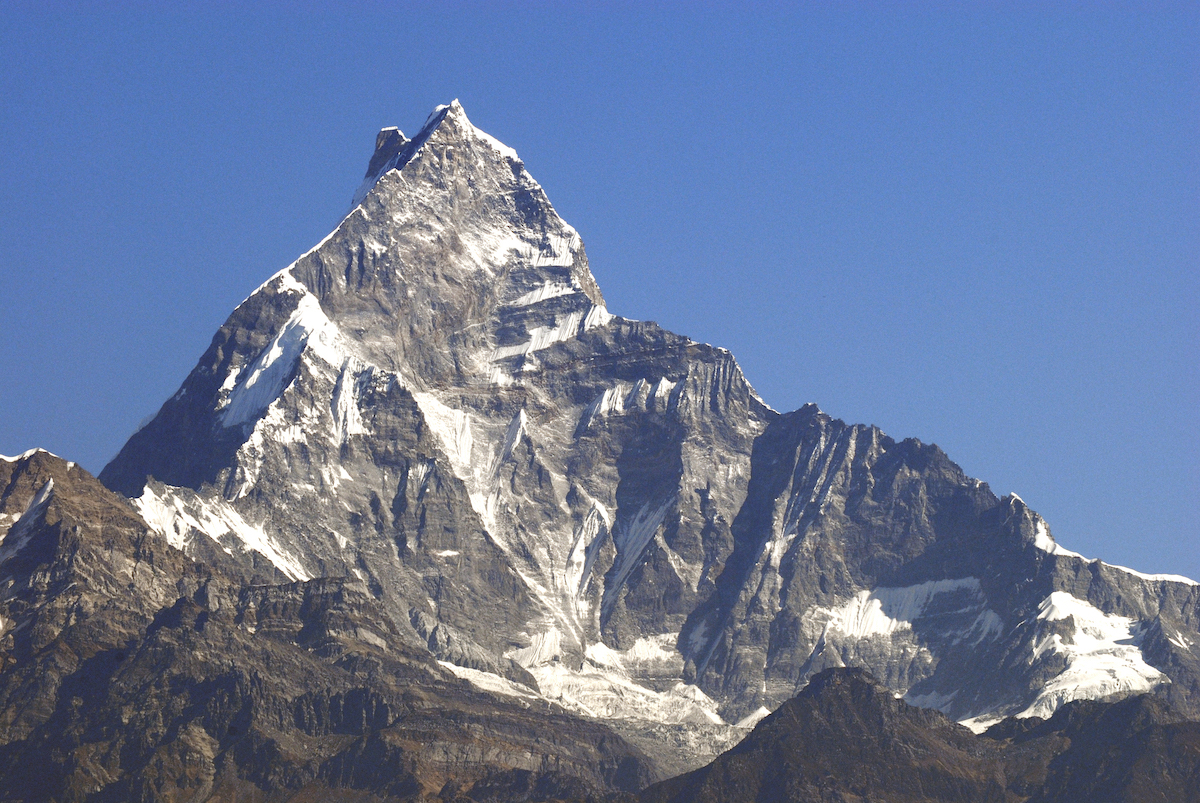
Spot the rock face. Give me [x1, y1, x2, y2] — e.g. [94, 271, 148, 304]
[96, 99, 1200, 758]
[639, 667, 1200, 803]
[0, 450, 657, 801]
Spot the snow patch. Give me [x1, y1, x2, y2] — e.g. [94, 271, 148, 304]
[960, 714, 1005, 734]
[219, 277, 344, 429]
[510, 282, 579, 307]
[508, 628, 563, 668]
[577, 377, 679, 434]
[584, 641, 624, 669]
[649, 377, 677, 410]
[1032, 520, 1086, 559]
[1018, 591, 1165, 719]
[582, 634, 682, 677]
[602, 498, 674, 618]
[0, 448, 60, 463]
[625, 634, 680, 667]
[438, 661, 541, 701]
[0, 479, 54, 563]
[583, 304, 613, 329]
[495, 409, 528, 470]
[531, 662, 724, 725]
[820, 578, 995, 640]
[471, 126, 520, 163]
[967, 609, 1006, 645]
[330, 361, 368, 445]
[491, 304, 613, 363]
[411, 392, 475, 480]
[577, 385, 627, 432]
[566, 505, 608, 600]
[492, 311, 584, 361]
[734, 706, 772, 729]
[135, 485, 311, 581]
[1103, 562, 1197, 587]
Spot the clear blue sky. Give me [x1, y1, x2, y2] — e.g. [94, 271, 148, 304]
[2, 4, 1196, 579]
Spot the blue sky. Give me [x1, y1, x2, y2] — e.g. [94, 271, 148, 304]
[1, 4, 1196, 579]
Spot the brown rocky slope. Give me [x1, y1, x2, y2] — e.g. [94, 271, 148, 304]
[0, 451, 655, 802]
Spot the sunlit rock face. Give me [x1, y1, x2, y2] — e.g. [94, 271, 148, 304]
[98, 101, 1200, 759]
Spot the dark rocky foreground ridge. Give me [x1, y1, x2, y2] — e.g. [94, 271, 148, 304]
[2, 101, 1199, 799]
[640, 667, 1200, 803]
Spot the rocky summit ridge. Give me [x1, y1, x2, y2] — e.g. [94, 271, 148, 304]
[5, 100, 1195, 794]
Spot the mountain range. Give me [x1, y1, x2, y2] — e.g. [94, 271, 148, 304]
[2, 100, 1197, 801]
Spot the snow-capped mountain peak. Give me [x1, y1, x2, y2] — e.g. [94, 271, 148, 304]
[98, 103, 1200, 762]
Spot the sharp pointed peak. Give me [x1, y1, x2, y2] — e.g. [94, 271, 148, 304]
[422, 98, 467, 126]
[414, 99, 514, 158]
[412, 99, 458, 139]
[387, 99, 474, 156]
[352, 100, 517, 208]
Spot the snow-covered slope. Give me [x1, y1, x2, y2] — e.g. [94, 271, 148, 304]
[100, 102, 1200, 757]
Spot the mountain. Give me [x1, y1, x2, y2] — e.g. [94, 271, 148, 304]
[639, 667, 1200, 803]
[0, 449, 656, 801]
[94, 100, 1200, 763]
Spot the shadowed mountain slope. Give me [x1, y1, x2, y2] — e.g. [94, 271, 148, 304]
[640, 667, 1200, 803]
